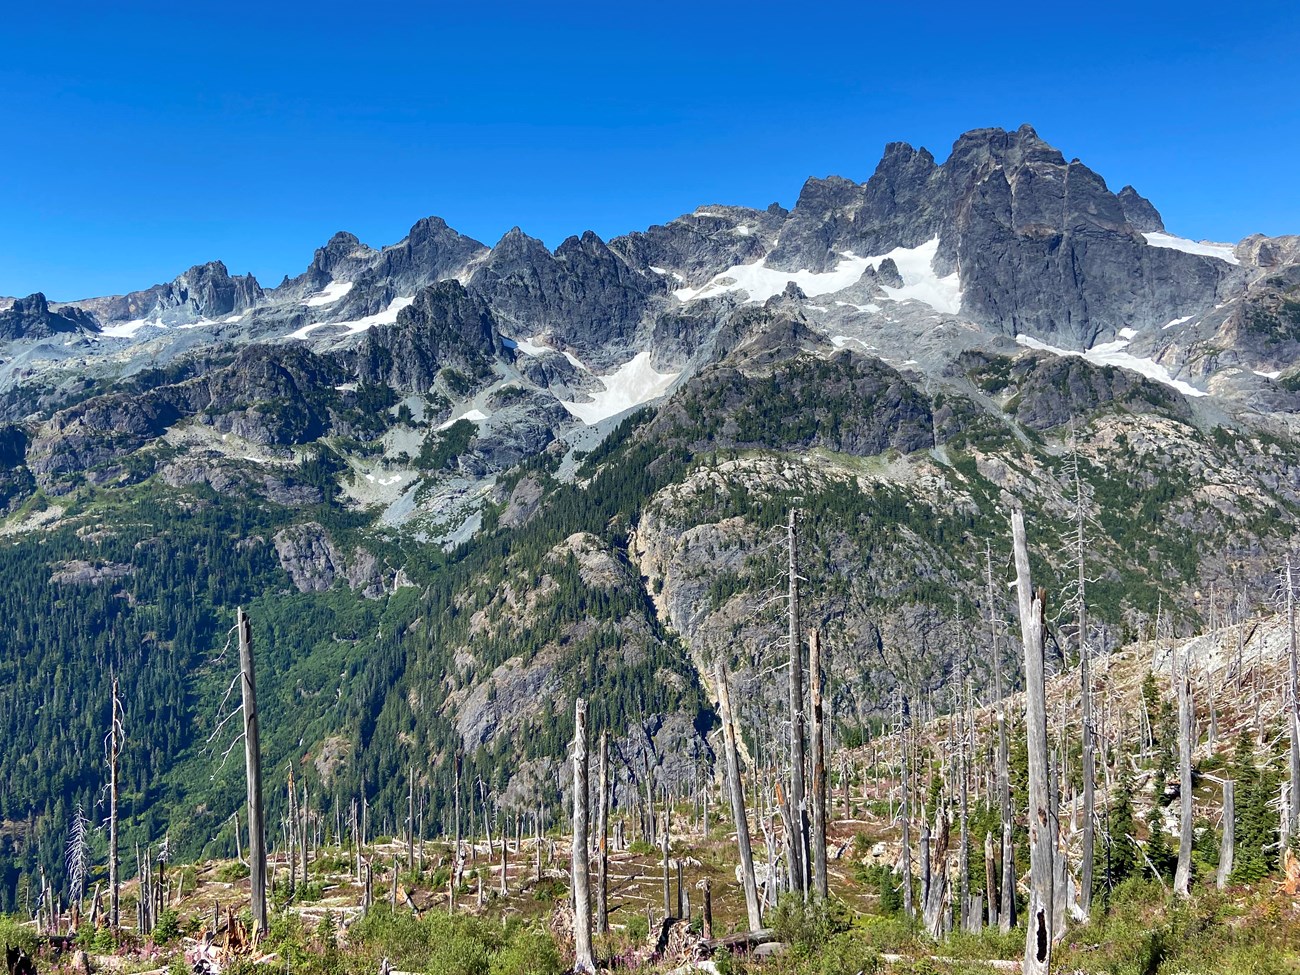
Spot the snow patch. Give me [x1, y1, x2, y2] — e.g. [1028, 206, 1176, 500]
[287, 295, 414, 340]
[558, 351, 679, 424]
[99, 318, 154, 339]
[673, 237, 961, 314]
[437, 409, 489, 430]
[1118, 327, 1138, 340]
[830, 336, 878, 350]
[303, 280, 354, 307]
[1254, 369, 1283, 380]
[1016, 334, 1206, 397]
[735, 224, 751, 236]
[1143, 232, 1239, 265]
[511, 336, 586, 370]
[835, 301, 882, 313]
[1162, 315, 1193, 330]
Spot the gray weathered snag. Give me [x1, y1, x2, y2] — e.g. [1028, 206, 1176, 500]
[716, 664, 762, 930]
[572, 698, 595, 974]
[238, 607, 267, 938]
[1012, 512, 1055, 975]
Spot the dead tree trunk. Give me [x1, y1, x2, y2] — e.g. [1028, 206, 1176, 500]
[108, 675, 122, 930]
[986, 544, 1016, 932]
[596, 730, 609, 935]
[238, 607, 268, 938]
[809, 629, 829, 900]
[716, 664, 762, 930]
[1216, 779, 1235, 889]
[1174, 649, 1194, 898]
[407, 767, 415, 875]
[699, 877, 713, 939]
[922, 804, 949, 941]
[901, 695, 915, 920]
[984, 830, 998, 928]
[1288, 557, 1300, 844]
[787, 508, 809, 900]
[662, 790, 672, 919]
[1012, 512, 1054, 975]
[572, 699, 595, 974]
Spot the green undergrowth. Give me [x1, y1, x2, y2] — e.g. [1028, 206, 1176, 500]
[1056, 878, 1300, 975]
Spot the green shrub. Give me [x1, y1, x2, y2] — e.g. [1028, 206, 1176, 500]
[489, 929, 563, 975]
[216, 861, 250, 882]
[768, 893, 848, 958]
[154, 909, 182, 944]
[815, 931, 880, 975]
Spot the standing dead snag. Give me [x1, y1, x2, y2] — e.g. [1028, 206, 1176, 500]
[715, 664, 762, 930]
[107, 675, 123, 929]
[1216, 778, 1235, 889]
[1287, 556, 1300, 845]
[1174, 648, 1194, 898]
[809, 629, 829, 900]
[787, 508, 809, 899]
[596, 730, 609, 935]
[238, 607, 268, 938]
[572, 699, 595, 974]
[986, 543, 1016, 931]
[1012, 512, 1055, 975]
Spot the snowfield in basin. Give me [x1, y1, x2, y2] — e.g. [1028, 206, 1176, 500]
[302, 280, 354, 306]
[558, 351, 679, 425]
[1143, 232, 1239, 265]
[287, 295, 415, 339]
[671, 237, 962, 315]
[1016, 334, 1206, 397]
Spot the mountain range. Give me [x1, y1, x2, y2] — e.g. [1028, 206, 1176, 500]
[1, 123, 1297, 910]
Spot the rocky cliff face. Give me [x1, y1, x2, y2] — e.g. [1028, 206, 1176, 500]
[0, 293, 97, 340]
[353, 281, 504, 393]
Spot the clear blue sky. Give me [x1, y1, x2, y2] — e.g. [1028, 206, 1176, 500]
[3, 0, 1297, 300]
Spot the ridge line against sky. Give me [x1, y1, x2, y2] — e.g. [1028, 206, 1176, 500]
[2, 0, 1298, 300]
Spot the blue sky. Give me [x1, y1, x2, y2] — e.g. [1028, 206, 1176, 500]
[2, 0, 1297, 300]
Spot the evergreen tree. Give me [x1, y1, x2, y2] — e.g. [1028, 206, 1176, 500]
[1231, 733, 1278, 883]
[1096, 766, 1139, 901]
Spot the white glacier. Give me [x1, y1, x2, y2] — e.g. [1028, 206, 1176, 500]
[1143, 232, 1239, 265]
[1016, 334, 1206, 397]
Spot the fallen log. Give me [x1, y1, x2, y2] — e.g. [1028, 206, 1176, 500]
[698, 928, 777, 953]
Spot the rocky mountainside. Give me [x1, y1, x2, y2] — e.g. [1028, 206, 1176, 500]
[1, 124, 1298, 911]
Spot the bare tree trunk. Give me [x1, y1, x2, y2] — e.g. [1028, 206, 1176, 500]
[1174, 649, 1194, 898]
[809, 629, 829, 900]
[984, 830, 998, 928]
[922, 805, 949, 941]
[1012, 512, 1054, 975]
[901, 697, 915, 919]
[716, 665, 762, 930]
[408, 767, 415, 875]
[572, 699, 595, 973]
[986, 544, 1016, 932]
[1216, 779, 1235, 889]
[238, 608, 268, 938]
[108, 675, 122, 930]
[699, 877, 713, 939]
[787, 508, 809, 900]
[662, 789, 672, 919]
[1288, 557, 1300, 844]
[596, 730, 609, 935]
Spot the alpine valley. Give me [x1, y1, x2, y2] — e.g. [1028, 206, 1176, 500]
[2, 124, 1298, 910]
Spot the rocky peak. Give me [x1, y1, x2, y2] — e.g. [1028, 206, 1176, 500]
[946, 123, 1067, 175]
[354, 280, 504, 392]
[312, 231, 377, 278]
[156, 261, 263, 323]
[1117, 185, 1165, 233]
[0, 292, 98, 341]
